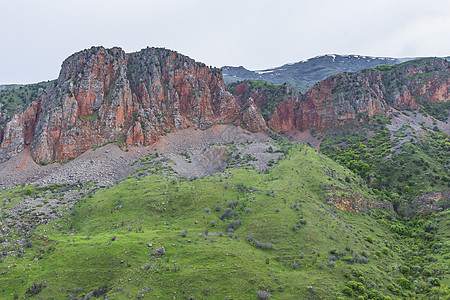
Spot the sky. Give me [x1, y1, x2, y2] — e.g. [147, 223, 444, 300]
[1, 0, 450, 84]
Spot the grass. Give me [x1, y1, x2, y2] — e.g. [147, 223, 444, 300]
[0, 143, 448, 299]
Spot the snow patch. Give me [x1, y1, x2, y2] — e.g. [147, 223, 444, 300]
[255, 70, 274, 74]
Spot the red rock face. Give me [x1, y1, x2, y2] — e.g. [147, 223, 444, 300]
[241, 98, 268, 132]
[0, 100, 41, 160]
[5, 47, 242, 162]
[262, 58, 448, 132]
[268, 100, 298, 132]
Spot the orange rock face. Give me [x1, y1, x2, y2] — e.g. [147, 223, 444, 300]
[1, 47, 241, 162]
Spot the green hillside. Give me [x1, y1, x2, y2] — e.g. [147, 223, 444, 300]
[0, 142, 448, 299]
[0, 81, 54, 125]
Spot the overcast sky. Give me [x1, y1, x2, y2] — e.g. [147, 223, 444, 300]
[1, 0, 449, 84]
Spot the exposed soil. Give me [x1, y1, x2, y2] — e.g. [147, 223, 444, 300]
[284, 129, 320, 149]
[387, 108, 449, 134]
[153, 125, 282, 178]
[0, 148, 59, 189]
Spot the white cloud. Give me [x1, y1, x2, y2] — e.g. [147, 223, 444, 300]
[0, 0, 449, 83]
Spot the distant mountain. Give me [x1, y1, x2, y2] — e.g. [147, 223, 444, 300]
[0, 84, 22, 91]
[222, 54, 413, 92]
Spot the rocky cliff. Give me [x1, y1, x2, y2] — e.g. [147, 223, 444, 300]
[0, 48, 449, 163]
[0, 47, 241, 162]
[229, 58, 449, 132]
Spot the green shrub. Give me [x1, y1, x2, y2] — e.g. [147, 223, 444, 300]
[346, 281, 358, 290]
[397, 278, 411, 290]
[422, 268, 432, 277]
[400, 265, 410, 275]
[342, 286, 353, 296]
[428, 278, 440, 286]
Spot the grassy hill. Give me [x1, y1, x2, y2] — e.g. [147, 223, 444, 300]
[0, 141, 448, 299]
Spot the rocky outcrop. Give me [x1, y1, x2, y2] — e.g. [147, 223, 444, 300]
[398, 190, 450, 218]
[323, 185, 394, 213]
[1, 47, 241, 162]
[230, 58, 449, 133]
[241, 98, 268, 132]
[0, 100, 41, 161]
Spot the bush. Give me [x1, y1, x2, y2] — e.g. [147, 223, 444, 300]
[257, 289, 271, 300]
[215, 205, 221, 212]
[227, 219, 241, 231]
[428, 278, 440, 286]
[359, 257, 369, 264]
[367, 289, 383, 299]
[91, 284, 109, 297]
[254, 240, 274, 250]
[400, 265, 410, 275]
[342, 286, 353, 296]
[366, 235, 374, 243]
[246, 234, 253, 242]
[227, 200, 238, 208]
[422, 268, 432, 277]
[26, 282, 46, 296]
[346, 281, 358, 290]
[397, 278, 411, 290]
[219, 208, 237, 220]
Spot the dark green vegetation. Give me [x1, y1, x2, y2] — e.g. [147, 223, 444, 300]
[319, 116, 450, 298]
[321, 116, 449, 207]
[421, 102, 450, 122]
[0, 142, 448, 299]
[0, 81, 54, 123]
[222, 55, 407, 92]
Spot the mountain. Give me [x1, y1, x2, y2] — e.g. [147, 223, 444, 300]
[0, 47, 449, 299]
[0, 46, 241, 162]
[228, 58, 449, 133]
[1, 48, 448, 164]
[222, 54, 413, 92]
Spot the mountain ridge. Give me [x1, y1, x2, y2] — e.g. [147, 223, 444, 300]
[222, 54, 448, 92]
[0, 47, 448, 164]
